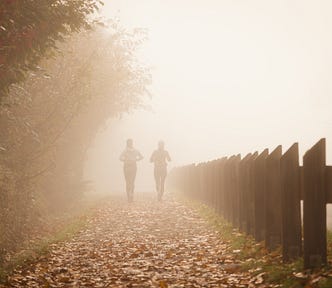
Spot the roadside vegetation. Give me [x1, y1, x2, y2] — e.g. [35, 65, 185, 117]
[191, 199, 332, 288]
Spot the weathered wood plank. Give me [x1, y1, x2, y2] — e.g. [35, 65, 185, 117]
[247, 152, 259, 236]
[265, 145, 282, 250]
[254, 149, 268, 242]
[280, 143, 302, 262]
[217, 157, 227, 216]
[224, 157, 235, 222]
[231, 155, 241, 228]
[303, 138, 327, 268]
[239, 153, 252, 232]
[326, 166, 332, 203]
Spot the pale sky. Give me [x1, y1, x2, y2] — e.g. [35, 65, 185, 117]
[85, 0, 332, 193]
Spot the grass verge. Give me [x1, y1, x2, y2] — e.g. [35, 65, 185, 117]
[180, 196, 332, 288]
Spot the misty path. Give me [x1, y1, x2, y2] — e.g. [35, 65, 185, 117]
[4, 194, 268, 287]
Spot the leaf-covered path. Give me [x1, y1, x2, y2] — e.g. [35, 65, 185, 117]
[4, 194, 268, 287]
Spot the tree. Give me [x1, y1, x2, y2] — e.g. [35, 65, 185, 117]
[0, 25, 151, 263]
[0, 0, 103, 98]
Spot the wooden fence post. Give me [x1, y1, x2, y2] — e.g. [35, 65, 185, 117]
[223, 158, 230, 221]
[247, 152, 258, 236]
[326, 166, 332, 203]
[194, 164, 199, 200]
[232, 155, 241, 228]
[212, 160, 219, 212]
[203, 163, 208, 205]
[303, 138, 327, 268]
[265, 145, 282, 250]
[224, 156, 235, 222]
[223, 158, 229, 221]
[197, 164, 203, 202]
[205, 162, 210, 205]
[190, 164, 196, 198]
[185, 165, 191, 196]
[280, 143, 302, 262]
[239, 153, 252, 232]
[208, 161, 214, 207]
[199, 163, 206, 203]
[216, 158, 227, 216]
[185, 165, 189, 196]
[254, 149, 268, 242]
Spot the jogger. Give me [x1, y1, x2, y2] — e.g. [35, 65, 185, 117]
[120, 139, 143, 202]
[150, 141, 171, 201]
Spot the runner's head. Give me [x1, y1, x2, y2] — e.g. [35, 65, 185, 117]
[126, 138, 133, 148]
[158, 140, 164, 150]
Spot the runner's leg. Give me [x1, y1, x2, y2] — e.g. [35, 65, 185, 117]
[154, 168, 160, 193]
[124, 167, 131, 202]
[159, 168, 167, 200]
[130, 166, 137, 202]
[124, 165, 136, 202]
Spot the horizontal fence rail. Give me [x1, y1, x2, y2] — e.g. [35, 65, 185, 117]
[169, 138, 332, 269]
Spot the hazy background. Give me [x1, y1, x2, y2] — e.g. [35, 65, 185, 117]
[84, 0, 332, 194]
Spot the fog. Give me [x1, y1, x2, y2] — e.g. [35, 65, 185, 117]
[84, 0, 332, 194]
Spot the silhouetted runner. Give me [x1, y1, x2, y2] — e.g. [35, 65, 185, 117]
[150, 141, 171, 201]
[120, 139, 143, 202]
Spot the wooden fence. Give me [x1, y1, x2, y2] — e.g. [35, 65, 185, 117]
[169, 138, 332, 269]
